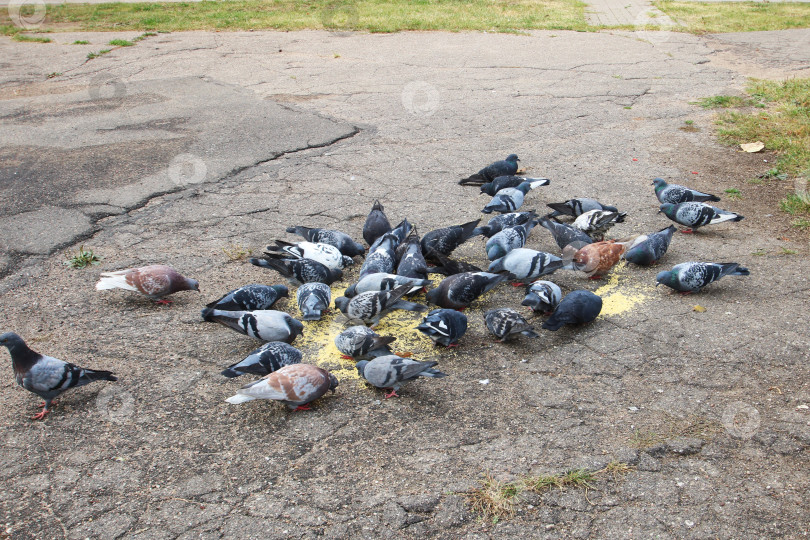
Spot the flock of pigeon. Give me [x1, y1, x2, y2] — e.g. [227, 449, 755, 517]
[0, 154, 751, 419]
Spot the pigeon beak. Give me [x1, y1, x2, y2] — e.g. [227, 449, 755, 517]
[655, 281, 661, 287]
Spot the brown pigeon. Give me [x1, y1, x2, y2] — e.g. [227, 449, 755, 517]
[569, 238, 636, 279]
[225, 364, 338, 410]
[95, 264, 199, 304]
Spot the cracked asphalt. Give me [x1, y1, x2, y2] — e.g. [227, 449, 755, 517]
[1, 28, 809, 538]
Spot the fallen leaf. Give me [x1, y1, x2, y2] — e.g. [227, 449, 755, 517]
[693, 305, 706, 313]
[740, 141, 765, 153]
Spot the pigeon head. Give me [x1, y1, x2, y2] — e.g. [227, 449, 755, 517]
[355, 360, 368, 376]
[328, 267, 344, 282]
[486, 244, 507, 261]
[480, 182, 493, 194]
[659, 203, 676, 218]
[185, 278, 201, 292]
[655, 270, 677, 288]
[343, 283, 357, 298]
[652, 178, 666, 189]
[328, 373, 339, 393]
[520, 292, 541, 310]
[515, 182, 533, 194]
[288, 317, 305, 341]
[273, 284, 290, 298]
[334, 297, 350, 313]
[505, 154, 519, 163]
[424, 288, 440, 305]
[0, 332, 25, 349]
[341, 256, 355, 267]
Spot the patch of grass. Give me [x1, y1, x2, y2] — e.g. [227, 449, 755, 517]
[684, 119, 694, 125]
[724, 188, 742, 200]
[72, 39, 90, 44]
[108, 38, 134, 46]
[751, 248, 766, 256]
[693, 95, 753, 109]
[64, 245, 103, 269]
[792, 218, 810, 230]
[13, 34, 52, 43]
[630, 413, 723, 448]
[780, 194, 810, 216]
[467, 472, 519, 522]
[222, 244, 252, 261]
[87, 49, 111, 60]
[656, 1, 810, 33]
[779, 247, 798, 255]
[47, 72, 61, 79]
[629, 429, 664, 448]
[132, 31, 157, 42]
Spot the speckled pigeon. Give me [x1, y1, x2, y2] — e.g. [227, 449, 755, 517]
[547, 198, 618, 218]
[474, 211, 537, 238]
[334, 284, 427, 326]
[363, 200, 392, 246]
[416, 309, 468, 347]
[655, 262, 750, 293]
[296, 282, 332, 321]
[249, 257, 342, 286]
[624, 225, 676, 266]
[421, 220, 482, 258]
[572, 210, 626, 241]
[264, 240, 353, 270]
[201, 309, 304, 343]
[286, 225, 365, 257]
[360, 233, 398, 279]
[521, 280, 562, 314]
[486, 212, 537, 261]
[221, 341, 302, 378]
[653, 178, 720, 204]
[481, 180, 547, 214]
[659, 202, 743, 233]
[459, 154, 520, 185]
[542, 290, 603, 331]
[225, 364, 338, 410]
[488, 248, 563, 282]
[396, 230, 429, 283]
[334, 325, 396, 359]
[537, 214, 593, 251]
[485, 308, 539, 341]
[480, 176, 549, 196]
[425, 272, 507, 310]
[344, 273, 430, 298]
[356, 355, 447, 398]
[206, 284, 289, 312]
[95, 264, 199, 304]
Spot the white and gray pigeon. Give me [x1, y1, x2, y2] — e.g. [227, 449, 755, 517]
[250, 257, 343, 286]
[542, 290, 603, 331]
[521, 280, 562, 314]
[95, 264, 199, 304]
[482, 180, 547, 214]
[264, 240, 353, 270]
[225, 364, 338, 410]
[659, 202, 743, 233]
[653, 178, 720, 204]
[201, 309, 304, 343]
[474, 211, 536, 238]
[334, 325, 396, 359]
[572, 209, 626, 240]
[206, 284, 289, 312]
[459, 154, 520, 185]
[537, 214, 593, 251]
[655, 262, 750, 293]
[344, 273, 430, 298]
[484, 308, 539, 341]
[356, 355, 447, 398]
[296, 282, 332, 321]
[547, 198, 618, 218]
[363, 200, 392, 246]
[221, 341, 302, 378]
[359, 233, 398, 279]
[0, 332, 117, 420]
[334, 284, 427, 326]
[286, 225, 365, 257]
[488, 248, 563, 283]
[421, 220, 482, 258]
[416, 309, 468, 347]
[480, 176, 549, 196]
[624, 225, 676, 266]
[485, 212, 537, 260]
[425, 272, 507, 310]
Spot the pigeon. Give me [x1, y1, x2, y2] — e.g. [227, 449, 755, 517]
[359, 233, 398, 279]
[659, 202, 743, 233]
[206, 284, 289, 312]
[568, 239, 635, 279]
[363, 200, 392, 246]
[387, 218, 413, 246]
[221, 341, 302, 378]
[296, 282, 332, 321]
[459, 154, 520, 185]
[201, 309, 304, 343]
[0, 332, 117, 420]
[264, 240, 353, 270]
[249, 257, 343, 286]
[480, 176, 549, 196]
[225, 364, 338, 410]
[416, 309, 468, 347]
[624, 225, 676, 266]
[481, 180, 547, 214]
[572, 210, 626, 241]
[286, 225, 365, 257]
[655, 262, 750, 293]
[425, 272, 507, 310]
[485, 213, 537, 261]
[542, 290, 603, 331]
[335, 326, 396, 359]
[474, 211, 537, 238]
[485, 308, 539, 341]
[521, 280, 562, 314]
[547, 198, 618, 218]
[421, 220, 481, 258]
[488, 248, 563, 283]
[344, 273, 430, 298]
[356, 355, 447, 398]
[537, 214, 594, 251]
[653, 178, 720, 204]
[334, 284, 427, 326]
[396, 230, 429, 283]
[425, 251, 483, 276]
[95, 264, 199, 304]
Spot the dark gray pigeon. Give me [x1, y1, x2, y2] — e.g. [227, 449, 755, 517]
[335, 325, 396, 359]
[250, 257, 342, 286]
[488, 248, 563, 283]
[659, 202, 743, 233]
[547, 198, 618, 218]
[656, 262, 749, 293]
[624, 225, 676, 266]
[221, 341, 302, 378]
[0, 332, 116, 420]
[286, 225, 365, 257]
[480, 176, 549, 196]
[653, 178, 720, 204]
[542, 290, 602, 331]
[387, 218, 413, 246]
[334, 284, 427, 326]
[344, 273, 430, 298]
[485, 212, 537, 260]
[206, 284, 289, 312]
[459, 154, 520, 185]
[482, 180, 547, 214]
[521, 280, 562, 314]
[201, 309, 304, 343]
[360, 233, 398, 279]
[416, 309, 468, 347]
[485, 308, 539, 341]
[296, 282, 332, 321]
[95, 264, 199, 304]
[363, 200, 392, 246]
[474, 211, 536, 238]
[356, 355, 447, 398]
[421, 220, 481, 258]
[425, 251, 483, 276]
[537, 214, 593, 251]
[425, 272, 507, 310]
[396, 230, 429, 283]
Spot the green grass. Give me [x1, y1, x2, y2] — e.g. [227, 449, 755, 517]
[108, 38, 134, 46]
[64, 245, 103, 269]
[724, 188, 742, 200]
[792, 218, 810, 230]
[13, 34, 52, 43]
[87, 48, 111, 59]
[780, 194, 810, 216]
[693, 95, 757, 109]
[655, 1, 810, 33]
[72, 39, 90, 44]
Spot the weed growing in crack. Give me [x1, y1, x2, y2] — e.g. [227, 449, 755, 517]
[65, 245, 103, 269]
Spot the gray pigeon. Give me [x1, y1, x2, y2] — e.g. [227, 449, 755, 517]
[250, 257, 343, 286]
[485, 212, 537, 260]
[201, 309, 304, 343]
[416, 309, 468, 347]
[484, 308, 539, 341]
[624, 225, 676, 266]
[482, 180, 547, 214]
[264, 240, 353, 270]
[221, 341, 302, 378]
[95, 264, 199, 304]
[521, 280, 562, 314]
[542, 290, 602, 331]
[421, 220, 482, 258]
[425, 272, 507, 310]
[356, 355, 447, 398]
[360, 233, 398, 279]
[363, 200, 392, 246]
[0, 332, 116, 420]
[206, 284, 289, 312]
[659, 202, 743, 232]
[225, 364, 338, 410]
[547, 198, 618, 218]
[488, 248, 563, 283]
[655, 262, 750, 293]
[296, 282, 332, 321]
[286, 225, 365, 257]
[396, 230, 429, 283]
[344, 273, 430, 298]
[653, 178, 720, 204]
[537, 214, 593, 251]
[480, 176, 549, 196]
[474, 211, 536, 238]
[459, 154, 519, 185]
[572, 210, 626, 240]
[335, 326, 396, 359]
[334, 284, 427, 326]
